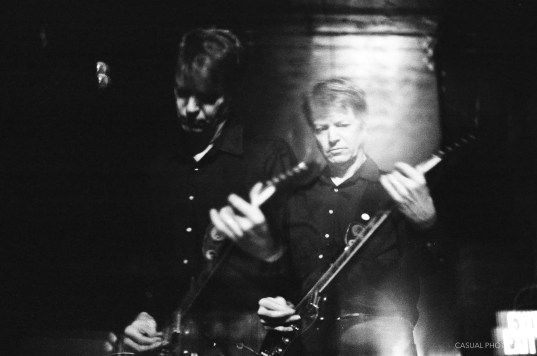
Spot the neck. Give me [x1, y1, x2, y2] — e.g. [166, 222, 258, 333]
[179, 118, 227, 156]
[328, 152, 367, 185]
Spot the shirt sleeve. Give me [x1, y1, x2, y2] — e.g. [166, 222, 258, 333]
[403, 213, 454, 273]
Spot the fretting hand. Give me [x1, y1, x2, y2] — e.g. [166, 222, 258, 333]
[380, 162, 437, 229]
[210, 183, 283, 262]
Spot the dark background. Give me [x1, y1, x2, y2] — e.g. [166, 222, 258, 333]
[1, 1, 537, 355]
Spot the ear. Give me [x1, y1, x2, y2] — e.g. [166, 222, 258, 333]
[360, 120, 367, 133]
[357, 114, 368, 133]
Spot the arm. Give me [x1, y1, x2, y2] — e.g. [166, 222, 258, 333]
[380, 162, 453, 262]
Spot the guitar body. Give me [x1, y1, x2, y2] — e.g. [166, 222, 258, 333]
[155, 313, 201, 356]
[154, 309, 266, 356]
[259, 292, 328, 356]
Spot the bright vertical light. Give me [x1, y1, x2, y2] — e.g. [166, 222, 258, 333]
[310, 33, 440, 169]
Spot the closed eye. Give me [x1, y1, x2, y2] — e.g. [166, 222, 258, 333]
[174, 87, 220, 106]
[196, 93, 220, 105]
[314, 125, 328, 134]
[174, 88, 191, 99]
[335, 122, 350, 128]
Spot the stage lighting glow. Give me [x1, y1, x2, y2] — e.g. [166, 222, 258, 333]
[495, 311, 537, 355]
[309, 34, 440, 170]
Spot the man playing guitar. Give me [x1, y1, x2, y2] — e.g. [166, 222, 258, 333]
[211, 78, 443, 355]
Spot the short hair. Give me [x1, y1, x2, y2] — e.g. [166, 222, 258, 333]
[177, 28, 243, 95]
[302, 77, 367, 126]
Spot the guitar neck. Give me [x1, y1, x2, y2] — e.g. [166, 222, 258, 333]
[295, 209, 392, 310]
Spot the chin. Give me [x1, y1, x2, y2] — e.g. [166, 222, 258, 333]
[181, 124, 206, 134]
[327, 155, 352, 166]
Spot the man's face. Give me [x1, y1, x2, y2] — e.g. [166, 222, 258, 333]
[311, 106, 366, 168]
[174, 70, 227, 134]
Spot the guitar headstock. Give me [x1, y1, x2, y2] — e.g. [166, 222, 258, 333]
[256, 162, 309, 206]
[265, 162, 308, 186]
[416, 134, 476, 174]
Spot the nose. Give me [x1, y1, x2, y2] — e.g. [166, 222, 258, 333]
[186, 96, 200, 114]
[327, 126, 339, 145]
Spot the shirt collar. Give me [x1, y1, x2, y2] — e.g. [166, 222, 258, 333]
[214, 119, 243, 156]
[319, 156, 380, 186]
[172, 118, 243, 161]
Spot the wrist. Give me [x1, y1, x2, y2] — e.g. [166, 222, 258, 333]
[262, 245, 286, 263]
[412, 212, 437, 231]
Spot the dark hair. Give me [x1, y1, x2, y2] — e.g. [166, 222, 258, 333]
[177, 28, 243, 95]
[302, 77, 367, 126]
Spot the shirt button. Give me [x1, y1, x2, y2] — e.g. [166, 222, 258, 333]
[328, 209, 334, 214]
[361, 213, 370, 221]
[318, 254, 324, 259]
[186, 227, 192, 232]
[194, 167, 199, 172]
[333, 188, 339, 192]
[188, 195, 194, 200]
[183, 259, 189, 264]
[324, 234, 330, 238]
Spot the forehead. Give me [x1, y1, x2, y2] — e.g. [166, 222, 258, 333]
[311, 105, 364, 124]
[175, 67, 223, 97]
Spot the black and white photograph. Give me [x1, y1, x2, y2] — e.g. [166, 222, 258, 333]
[2, 1, 537, 355]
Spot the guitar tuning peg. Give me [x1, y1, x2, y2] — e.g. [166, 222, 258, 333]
[96, 61, 110, 74]
[96, 61, 111, 89]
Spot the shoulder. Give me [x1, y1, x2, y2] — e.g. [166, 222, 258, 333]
[244, 135, 295, 155]
[244, 135, 298, 166]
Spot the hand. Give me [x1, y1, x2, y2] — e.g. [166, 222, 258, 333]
[119, 312, 163, 353]
[380, 162, 437, 229]
[210, 183, 282, 261]
[103, 332, 118, 354]
[258, 297, 301, 332]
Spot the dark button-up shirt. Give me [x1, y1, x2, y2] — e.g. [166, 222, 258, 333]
[140, 119, 295, 322]
[285, 157, 433, 325]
